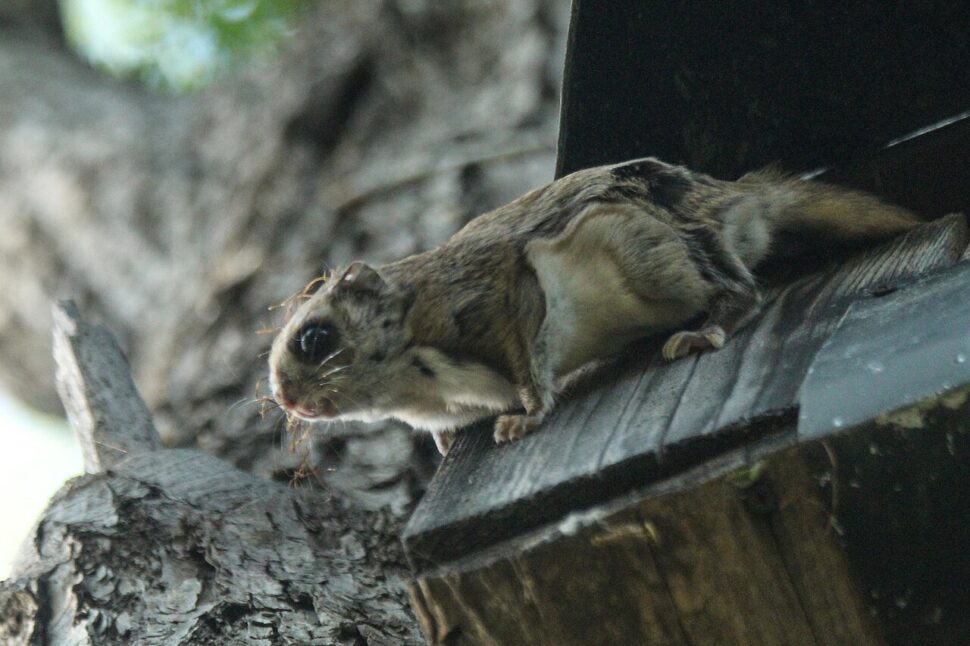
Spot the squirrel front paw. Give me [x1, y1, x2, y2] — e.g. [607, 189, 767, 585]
[493, 414, 542, 444]
[662, 325, 726, 361]
[431, 429, 457, 456]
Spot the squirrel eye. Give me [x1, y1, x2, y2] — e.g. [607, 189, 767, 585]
[292, 322, 338, 363]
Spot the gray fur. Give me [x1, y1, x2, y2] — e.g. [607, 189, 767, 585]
[269, 157, 919, 453]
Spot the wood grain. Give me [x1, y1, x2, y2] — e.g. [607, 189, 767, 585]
[410, 439, 882, 645]
[799, 258, 970, 440]
[764, 447, 884, 646]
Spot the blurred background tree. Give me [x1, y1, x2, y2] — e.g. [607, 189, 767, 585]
[0, 0, 311, 580]
[62, 0, 308, 90]
[0, 0, 567, 640]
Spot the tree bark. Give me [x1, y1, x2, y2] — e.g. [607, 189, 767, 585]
[0, 0, 569, 640]
[1, 302, 420, 644]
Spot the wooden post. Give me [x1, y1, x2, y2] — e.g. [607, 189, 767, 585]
[409, 440, 890, 645]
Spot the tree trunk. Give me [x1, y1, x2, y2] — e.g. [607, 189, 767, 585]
[0, 0, 569, 640]
[1, 302, 420, 643]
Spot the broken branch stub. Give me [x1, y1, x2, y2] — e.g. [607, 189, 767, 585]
[52, 300, 161, 473]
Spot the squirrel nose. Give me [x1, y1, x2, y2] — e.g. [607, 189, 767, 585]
[271, 378, 297, 409]
[275, 391, 295, 409]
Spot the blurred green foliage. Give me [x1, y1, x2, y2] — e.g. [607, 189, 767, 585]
[61, 0, 311, 91]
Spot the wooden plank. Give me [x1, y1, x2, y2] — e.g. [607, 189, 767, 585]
[637, 464, 819, 645]
[404, 217, 966, 569]
[799, 258, 970, 440]
[410, 435, 883, 645]
[817, 385, 970, 645]
[763, 448, 884, 646]
[410, 504, 689, 646]
[409, 448, 754, 645]
[411, 381, 970, 645]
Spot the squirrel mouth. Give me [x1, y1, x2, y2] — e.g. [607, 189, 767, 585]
[290, 397, 339, 421]
[272, 380, 340, 421]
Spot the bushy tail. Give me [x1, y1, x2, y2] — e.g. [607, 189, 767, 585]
[742, 170, 920, 245]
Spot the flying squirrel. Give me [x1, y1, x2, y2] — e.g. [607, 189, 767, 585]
[268, 157, 918, 455]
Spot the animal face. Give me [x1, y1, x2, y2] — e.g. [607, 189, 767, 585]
[268, 262, 414, 424]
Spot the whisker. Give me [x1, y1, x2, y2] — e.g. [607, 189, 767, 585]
[317, 371, 350, 386]
[286, 414, 304, 435]
[326, 389, 365, 412]
[317, 365, 350, 380]
[300, 274, 328, 299]
[316, 347, 347, 368]
[257, 397, 283, 419]
[226, 397, 259, 414]
[269, 411, 289, 440]
[288, 424, 309, 451]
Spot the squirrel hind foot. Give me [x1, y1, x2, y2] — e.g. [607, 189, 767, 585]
[493, 413, 543, 444]
[662, 326, 727, 361]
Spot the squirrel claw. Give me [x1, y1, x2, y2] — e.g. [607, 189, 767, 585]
[431, 429, 456, 456]
[662, 326, 726, 361]
[493, 414, 541, 444]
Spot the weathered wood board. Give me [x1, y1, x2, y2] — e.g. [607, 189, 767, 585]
[404, 215, 969, 570]
[410, 384, 970, 645]
[409, 435, 886, 645]
[800, 261, 970, 439]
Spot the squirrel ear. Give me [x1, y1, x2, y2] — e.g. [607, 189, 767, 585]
[338, 261, 387, 294]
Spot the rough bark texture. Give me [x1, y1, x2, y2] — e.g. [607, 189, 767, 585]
[0, 302, 420, 643]
[0, 0, 569, 641]
[1, 451, 417, 645]
[51, 301, 163, 472]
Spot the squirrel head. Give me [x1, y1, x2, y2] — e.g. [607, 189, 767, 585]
[268, 262, 418, 424]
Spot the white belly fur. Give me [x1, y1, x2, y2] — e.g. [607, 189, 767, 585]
[391, 346, 519, 432]
[526, 210, 670, 378]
